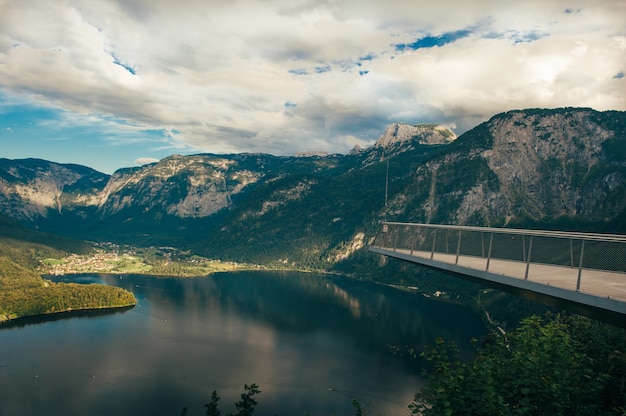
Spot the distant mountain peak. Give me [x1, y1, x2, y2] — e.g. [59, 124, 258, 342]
[295, 151, 329, 157]
[374, 122, 457, 148]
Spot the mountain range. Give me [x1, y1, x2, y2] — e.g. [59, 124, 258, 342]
[1, 107, 625, 272]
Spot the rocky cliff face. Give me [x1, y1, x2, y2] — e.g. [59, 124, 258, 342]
[97, 154, 263, 218]
[0, 154, 282, 224]
[405, 108, 626, 226]
[0, 123, 457, 225]
[374, 122, 457, 148]
[356, 123, 457, 166]
[0, 158, 107, 220]
[1, 108, 625, 264]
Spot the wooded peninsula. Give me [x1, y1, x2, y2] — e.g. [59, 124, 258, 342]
[0, 231, 137, 323]
[0, 256, 136, 323]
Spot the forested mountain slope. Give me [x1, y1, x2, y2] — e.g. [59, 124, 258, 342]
[195, 108, 626, 268]
[1, 108, 624, 271]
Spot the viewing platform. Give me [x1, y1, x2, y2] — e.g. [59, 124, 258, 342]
[370, 222, 626, 326]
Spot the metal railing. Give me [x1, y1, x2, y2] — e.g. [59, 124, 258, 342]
[372, 222, 626, 291]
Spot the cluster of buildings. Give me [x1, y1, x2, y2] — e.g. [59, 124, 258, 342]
[45, 250, 130, 275]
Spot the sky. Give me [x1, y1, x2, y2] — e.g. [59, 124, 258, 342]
[0, 0, 624, 174]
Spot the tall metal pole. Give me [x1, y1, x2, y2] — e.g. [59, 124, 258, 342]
[384, 159, 389, 222]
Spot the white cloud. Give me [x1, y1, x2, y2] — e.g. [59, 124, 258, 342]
[0, 0, 624, 159]
[135, 157, 160, 166]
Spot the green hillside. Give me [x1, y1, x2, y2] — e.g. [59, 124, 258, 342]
[0, 212, 92, 256]
[195, 144, 447, 267]
[0, 214, 136, 323]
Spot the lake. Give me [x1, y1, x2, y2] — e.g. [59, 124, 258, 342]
[0, 271, 486, 415]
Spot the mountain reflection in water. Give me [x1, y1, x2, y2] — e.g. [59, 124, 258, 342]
[0, 271, 486, 416]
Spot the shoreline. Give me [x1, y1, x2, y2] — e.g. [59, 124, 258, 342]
[52, 268, 467, 307]
[0, 303, 136, 327]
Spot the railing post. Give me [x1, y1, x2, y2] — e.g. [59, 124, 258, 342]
[410, 226, 418, 255]
[570, 239, 574, 267]
[576, 240, 585, 291]
[393, 228, 399, 252]
[486, 233, 493, 271]
[481, 233, 485, 257]
[524, 236, 533, 280]
[455, 230, 462, 265]
[522, 235, 526, 262]
[375, 223, 388, 247]
[431, 229, 437, 260]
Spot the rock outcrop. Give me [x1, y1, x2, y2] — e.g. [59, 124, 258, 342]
[374, 122, 456, 148]
[97, 154, 262, 218]
[407, 108, 626, 225]
[0, 158, 107, 220]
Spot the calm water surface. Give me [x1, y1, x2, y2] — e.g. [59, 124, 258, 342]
[0, 272, 486, 415]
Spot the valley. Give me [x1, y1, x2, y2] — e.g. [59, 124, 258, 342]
[2, 107, 626, 326]
[1, 107, 626, 414]
[40, 244, 291, 277]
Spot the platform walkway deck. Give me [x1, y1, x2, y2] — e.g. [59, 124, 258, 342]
[382, 247, 626, 302]
[369, 223, 626, 325]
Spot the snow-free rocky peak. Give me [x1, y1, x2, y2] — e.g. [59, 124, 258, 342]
[374, 123, 457, 148]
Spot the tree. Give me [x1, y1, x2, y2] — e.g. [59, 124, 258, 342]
[205, 390, 220, 416]
[231, 383, 261, 416]
[181, 384, 260, 416]
[411, 315, 626, 416]
[351, 399, 364, 416]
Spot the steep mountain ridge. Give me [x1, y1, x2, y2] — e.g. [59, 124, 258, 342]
[355, 123, 457, 166]
[374, 122, 457, 148]
[197, 108, 626, 268]
[0, 124, 454, 228]
[401, 108, 626, 226]
[97, 154, 264, 218]
[0, 158, 108, 221]
[1, 108, 625, 269]
[486, 109, 618, 220]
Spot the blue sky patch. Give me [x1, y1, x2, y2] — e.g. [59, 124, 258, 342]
[315, 65, 331, 73]
[288, 68, 308, 75]
[510, 30, 548, 44]
[395, 28, 473, 51]
[0, 96, 178, 173]
[110, 53, 137, 75]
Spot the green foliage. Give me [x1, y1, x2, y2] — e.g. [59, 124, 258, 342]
[195, 144, 443, 270]
[429, 157, 499, 224]
[0, 276, 136, 321]
[181, 384, 260, 416]
[204, 390, 221, 416]
[233, 383, 261, 416]
[413, 315, 626, 416]
[351, 399, 364, 416]
[183, 384, 370, 416]
[603, 136, 626, 161]
[0, 237, 135, 322]
[0, 236, 72, 270]
[447, 119, 493, 152]
[0, 212, 92, 255]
